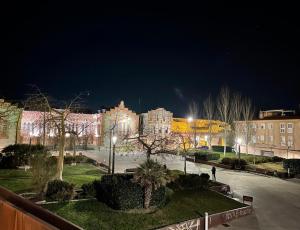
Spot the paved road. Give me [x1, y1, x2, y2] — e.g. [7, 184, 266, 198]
[83, 150, 300, 230]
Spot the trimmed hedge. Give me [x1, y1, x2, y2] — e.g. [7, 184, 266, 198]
[81, 181, 96, 197]
[94, 174, 166, 210]
[64, 155, 96, 164]
[46, 180, 75, 201]
[167, 173, 210, 191]
[221, 157, 247, 169]
[0, 144, 47, 168]
[283, 159, 300, 174]
[212, 145, 232, 153]
[194, 152, 220, 161]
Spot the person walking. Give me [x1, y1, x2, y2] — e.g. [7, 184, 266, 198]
[211, 166, 216, 181]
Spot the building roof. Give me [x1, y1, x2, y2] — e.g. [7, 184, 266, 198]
[252, 115, 300, 121]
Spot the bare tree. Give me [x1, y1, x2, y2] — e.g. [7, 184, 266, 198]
[203, 94, 215, 150]
[25, 86, 87, 180]
[0, 99, 21, 144]
[188, 101, 199, 148]
[171, 132, 192, 175]
[217, 86, 232, 156]
[241, 97, 255, 154]
[127, 133, 169, 160]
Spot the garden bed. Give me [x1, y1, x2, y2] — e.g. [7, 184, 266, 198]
[44, 189, 245, 230]
[0, 163, 103, 193]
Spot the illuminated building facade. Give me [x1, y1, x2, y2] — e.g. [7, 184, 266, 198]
[171, 118, 224, 146]
[235, 110, 300, 159]
[140, 108, 173, 137]
[0, 99, 22, 150]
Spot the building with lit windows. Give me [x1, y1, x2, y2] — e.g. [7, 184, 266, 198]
[235, 110, 300, 158]
[19, 110, 102, 149]
[0, 99, 22, 150]
[140, 108, 173, 137]
[171, 118, 224, 147]
[100, 101, 139, 146]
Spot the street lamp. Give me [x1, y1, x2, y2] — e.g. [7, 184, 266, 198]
[111, 135, 117, 175]
[187, 116, 193, 123]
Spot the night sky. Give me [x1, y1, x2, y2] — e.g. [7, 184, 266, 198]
[1, 3, 299, 116]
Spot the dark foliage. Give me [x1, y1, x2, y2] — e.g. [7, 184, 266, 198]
[0, 144, 47, 168]
[194, 152, 220, 161]
[272, 156, 284, 162]
[167, 173, 210, 191]
[46, 180, 75, 201]
[283, 159, 300, 174]
[212, 145, 232, 153]
[221, 158, 247, 169]
[81, 181, 96, 197]
[94, 174, 166, 210]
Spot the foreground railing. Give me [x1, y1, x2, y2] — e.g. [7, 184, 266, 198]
[0, 186, 82, 230]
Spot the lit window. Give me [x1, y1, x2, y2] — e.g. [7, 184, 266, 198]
[281, 136, 286, 146]
[252, 124, 257, 129]
[252, 136, 256, 143]
[280, 123, 285, 133]
[287, 123, 293, 133]
[260, 135, 265, 142]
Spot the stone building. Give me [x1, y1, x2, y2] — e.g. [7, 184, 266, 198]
[171, 118, 224, 147]
[20, 110, 101, 149]
[101, 101, 139, 146]
[235, 109, 300, 159]
[0, 99, 22, 150]
[140, 108, 173, 137]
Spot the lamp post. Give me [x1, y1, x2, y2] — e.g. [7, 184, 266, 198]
[112, 135, 117, 175]
[237, 138, 242, 169]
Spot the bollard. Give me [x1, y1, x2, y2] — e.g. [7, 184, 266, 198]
[205, 212, 208, 230]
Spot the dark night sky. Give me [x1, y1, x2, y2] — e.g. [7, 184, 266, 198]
[1, 3, 299, 116]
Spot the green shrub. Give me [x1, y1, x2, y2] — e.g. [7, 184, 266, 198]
[194, 152, 220, 161]
[283, 159, 300, 174]
[81, 181, 96, 197]
[30, 153, 56, 193]
[46, 180, 75, 202]
[212, 145, 232, 153]
[0, 144, 47, 168]
[167, 173, 210, 190]
[94, 174, 167, 210]
[165, 187, 174, 202]
[272, 156, 284, 162]
[221, 157, 247, 169]
[150, 186, 166, 207]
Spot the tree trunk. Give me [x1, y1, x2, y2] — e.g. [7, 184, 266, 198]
[56, 118, 65, 180]
[146, 149, 151, 160]
[144, 185, 152, 209]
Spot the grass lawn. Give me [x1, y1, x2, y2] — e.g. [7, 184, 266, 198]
[253, 162, 286, 172]
[0, 163, 103, 193]
[44, 189, 245, 230]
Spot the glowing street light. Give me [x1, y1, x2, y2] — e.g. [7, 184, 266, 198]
[187, 116, 193, 123]
[112, 136, 117, 145]
[112, 136, 117, 175]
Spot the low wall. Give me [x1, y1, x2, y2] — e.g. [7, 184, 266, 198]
[157, 205, 253, 230]
[0, 186, 82, 230]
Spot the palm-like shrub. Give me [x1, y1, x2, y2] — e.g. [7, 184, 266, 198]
[132, 159, 169, 209]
